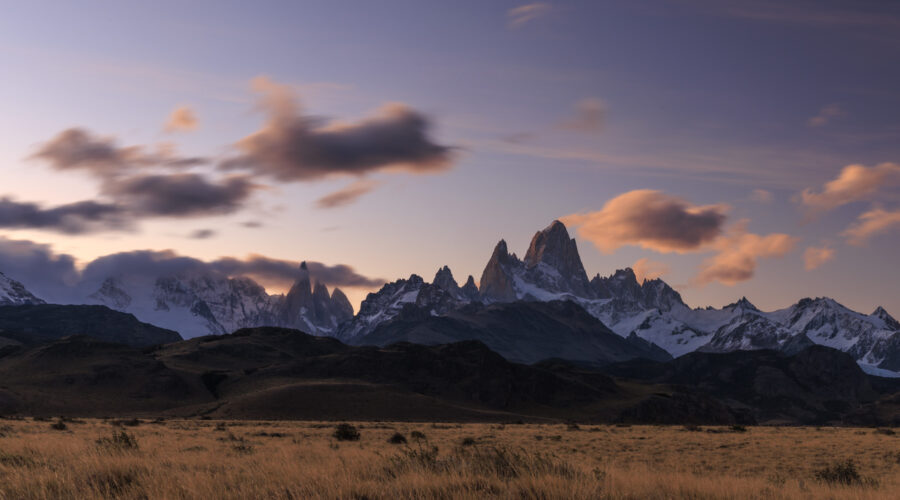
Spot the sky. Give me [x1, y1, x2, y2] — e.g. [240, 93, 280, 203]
[1, 0, 899, 315]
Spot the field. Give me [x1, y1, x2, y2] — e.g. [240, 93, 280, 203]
[0, 418, 897, 499]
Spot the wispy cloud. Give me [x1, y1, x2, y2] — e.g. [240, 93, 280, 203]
[559, 98, 606, 133]
[800, 163, 900, 213]
[508, 3, 552, 28]
[803, 245, 835, 270]
[165, 106, 199, 132]
[807, 104, 843, 127]
[842, 208, 900, 246]
[316, 179, 381, 209]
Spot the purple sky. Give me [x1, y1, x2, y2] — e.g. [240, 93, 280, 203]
[1, 0, 899, 314]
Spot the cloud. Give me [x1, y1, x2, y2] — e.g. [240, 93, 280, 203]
[165, 106, 199, 132]
[750, 189, 773, 203]
[801, 163, 900, 212]
[77, 250, 384, 291]
[241, 221, 263, 228]
[0, 236, 385, 303]
[221, 76, 452, 182]
[31, 128, 143, 176]
[0, 197, 129, 234]
[0, 237, 79, 301]
[694, 222, 797, 286]
[31, 128, 210, 177]
[101, 173, 257, 217]
[561, 190, 728, 254]
[559, 98, 606, 132]
[315, 179, 381, 209]
[508, 3, 552, 28]
[189, 229, 216, 239]
[807, 104, 843, 127]
[632, 258, 670, 282]
[842, 208, 900, 246]
[803, 245, 835, 270]
[209, 255, 385, 290]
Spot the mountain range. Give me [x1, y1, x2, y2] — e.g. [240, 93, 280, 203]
[2, 220, 899, 376]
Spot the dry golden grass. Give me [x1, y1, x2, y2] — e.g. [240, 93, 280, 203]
[0, 418, 897, 499]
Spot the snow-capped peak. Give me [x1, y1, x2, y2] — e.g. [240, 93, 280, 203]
[0, 271, 45, 306]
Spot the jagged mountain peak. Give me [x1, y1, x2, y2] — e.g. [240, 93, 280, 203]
[612, 268, 638, 282]
[0, 271, 45, 306]
[461, 275, 480, 301]
[300, 261, 308, 271]
[872, 306, 900, 331]
[725, 297, 759, 312]
[433, 265, 459, 292]
[524, 219, 589, 280]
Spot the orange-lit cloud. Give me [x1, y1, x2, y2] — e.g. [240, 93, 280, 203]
[695, 222, 797, 286]
[165, 106, 199, 132]
[562, 190, 728, 254]
[559, 98, 605, 133]
[807, 103, 843, 127]
[316, 179, 381, 209]
[507, 3, 551, 28]
[221, 76, 452, 182]
[803, 245, 835, 270]
[842, 208, 900, 246]
[750, 189, 773, 203]
[632, 258, 670, 282]
[801, 163, 900, 213]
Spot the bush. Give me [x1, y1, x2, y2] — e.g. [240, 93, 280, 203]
[730, 425, 748, 433]
[815, 460, 869, 486]
[566, 423, 581, 431]
[387, 432, 407, 444]
[461, 437, 477, 446]
[333, 423, 360, 442]
[50, 420, 67, 431]
[875, 428, 896, 436]
[113, 418, 142, 427]
[97, 430, 139, 451]
[410, 430, 426, 442]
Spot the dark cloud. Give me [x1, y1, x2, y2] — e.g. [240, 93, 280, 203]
[189, 229, 217, 239]
[0, 197, 129, 234]
[0, 240, 384, 302]
[221, 77, 453, 182]
[101, 173, 257, 217]
[31, 128, 210, 178]
[315, 179, 380, 209]
[0, 237, 79, 301]
[30, 128, 139, 176]
[562, 190, 728, 254]
[210, 254, 385, 289]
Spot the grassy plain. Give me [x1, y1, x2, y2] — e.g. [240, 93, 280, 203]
[0, 418, 897, 499]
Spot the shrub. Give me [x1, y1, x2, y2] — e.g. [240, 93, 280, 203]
[566, 423, 581, 431]
[461, 437, 477, 446]
[875, 428, 896, 436]
[387, 432, 407, 444]
[410, 430, 426, 442]
[97, 430, 139, 451]
[50, 420, 67, 431]
[814, 460, 869, 486]
[113, 418, 141, 427]
[333, 423, 360, 441]
[730, 425, 748, 433]
[682, 424, 702, 432]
